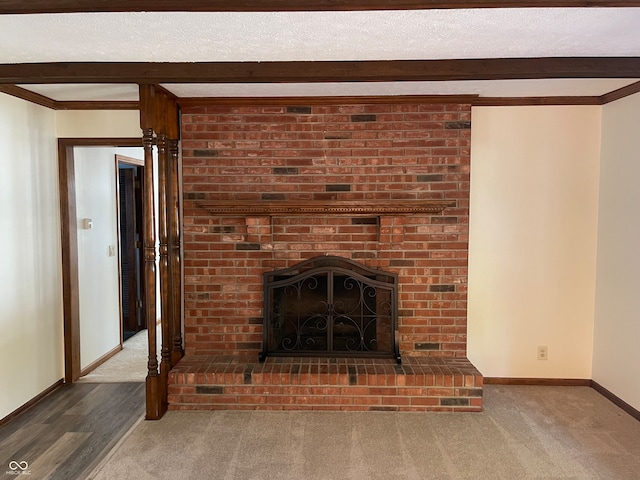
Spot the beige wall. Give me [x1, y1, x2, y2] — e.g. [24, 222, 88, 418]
[467, 106, 601, 379]
[0, 94, 64, 420]
[593, 93, 640, 411]
[56, 110, 141, 138]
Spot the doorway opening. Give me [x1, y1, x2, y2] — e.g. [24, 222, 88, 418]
[59, 138, 143, 383]
[117, 156, 145, 342]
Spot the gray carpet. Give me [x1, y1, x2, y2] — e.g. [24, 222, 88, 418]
[88, 385, 640, 480]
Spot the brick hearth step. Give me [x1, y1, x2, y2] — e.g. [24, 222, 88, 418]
[168, 356, 483, 412]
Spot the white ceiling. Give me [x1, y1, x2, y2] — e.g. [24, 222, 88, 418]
[2, 8, 640, 100]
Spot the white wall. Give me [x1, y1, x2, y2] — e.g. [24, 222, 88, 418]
[56, 110, 141, 138]
[0, 94, 63, 420]
[467, 106, 601, 379]
[593, 93, 640, 411]
[74, 147, 144, 370]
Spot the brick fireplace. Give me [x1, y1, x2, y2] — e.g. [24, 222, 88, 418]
[167, 101, 483, 411]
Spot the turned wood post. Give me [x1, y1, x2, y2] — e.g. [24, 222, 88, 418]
[168, 138, 184, 366]
[142, 126, 162, 419]
[157, 131, 171, 412]
[140, 85, 164, 420]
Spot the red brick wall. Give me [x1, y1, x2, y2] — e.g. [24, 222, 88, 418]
[181, 102, 471, 358]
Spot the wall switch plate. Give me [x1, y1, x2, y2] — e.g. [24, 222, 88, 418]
[537, 345, 548, 361]
[108, 245, 116, 257]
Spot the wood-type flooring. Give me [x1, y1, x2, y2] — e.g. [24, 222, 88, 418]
[0, 382, 144, 480]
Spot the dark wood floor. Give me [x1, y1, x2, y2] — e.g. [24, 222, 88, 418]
[0, 382, 145, 480]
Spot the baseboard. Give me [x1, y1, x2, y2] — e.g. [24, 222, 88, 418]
[483, 377, 591, 386]
[0, 378, 64, 427]
[590, 380, 640, 422]
[79, 344, 123, 377]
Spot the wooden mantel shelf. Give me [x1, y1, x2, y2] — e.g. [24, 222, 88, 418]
[196, 200, 455, 216]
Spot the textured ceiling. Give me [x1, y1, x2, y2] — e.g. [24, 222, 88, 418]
[2, 8, 640, 99]
[2, 9, 640, 62]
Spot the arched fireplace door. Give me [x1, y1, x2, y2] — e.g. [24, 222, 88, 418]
[261, 256, 400, 363]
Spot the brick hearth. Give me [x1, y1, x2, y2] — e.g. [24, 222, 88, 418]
[168, 356, 482, 412]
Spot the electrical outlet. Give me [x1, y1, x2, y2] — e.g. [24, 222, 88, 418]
[537, 346, 548, 361]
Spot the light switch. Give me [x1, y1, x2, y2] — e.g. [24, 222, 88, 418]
[108, 245, 116, 257]
[81, 218, 93, 229]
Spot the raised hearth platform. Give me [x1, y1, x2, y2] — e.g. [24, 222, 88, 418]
[168, 356, 483, 412]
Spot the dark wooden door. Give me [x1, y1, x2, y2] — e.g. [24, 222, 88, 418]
[119, 167, 145, 339]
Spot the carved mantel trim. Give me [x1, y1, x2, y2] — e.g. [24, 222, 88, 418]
[196, 200, 455, 216]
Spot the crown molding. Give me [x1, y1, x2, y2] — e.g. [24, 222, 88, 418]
[2, 0, 640, 14]
[0, 85, 139, 110]
[473, 96, 602, 106]
[600, 79, 640, 103]
[0, 85, 56, 108]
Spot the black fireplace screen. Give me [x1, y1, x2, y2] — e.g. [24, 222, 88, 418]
[261, 256, 399, 362]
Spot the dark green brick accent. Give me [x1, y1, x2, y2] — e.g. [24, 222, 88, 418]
[248, 317, 263, 325]
[326, 184, 351, 192]
[287, 106, 312, 114]
[390, 259, 414, 267]
[415, 342, 440, 351]
[193, 149, 219, 157]
[261, 193, 286, 201]
[351, 217, 378, 225]
[351, 114, 377, 122]
[243, 364, 254, 385]
[324, 133, 351, 139]
[445, 121, 471, 130]
[417, 174, 444, 182]
[236, 243, 261, 251]
[429, 284, 456, 292]
[185, 192, 205, 200]
[348, 366, 358, 385]
[273, 167, 299, 175]
[352, 251, 376, 259]
[440, 398, 470, 406]
[196, 386, 223, 395]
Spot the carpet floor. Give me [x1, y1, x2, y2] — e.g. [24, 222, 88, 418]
[88, 385, 640, 480]
[77, 329, 151, 383]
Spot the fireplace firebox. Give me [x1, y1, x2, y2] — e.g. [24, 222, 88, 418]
[261, 256, 400, 363]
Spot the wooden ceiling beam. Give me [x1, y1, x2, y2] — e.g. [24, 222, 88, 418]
[1, 58, 640, 85]
[2, 0, 640, 14]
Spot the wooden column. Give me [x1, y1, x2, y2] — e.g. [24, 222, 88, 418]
[157, 130, 171, 413]
[140, 85, 163, 420]
[168, 136, 184, 366]
[139, 85, 181, 419]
